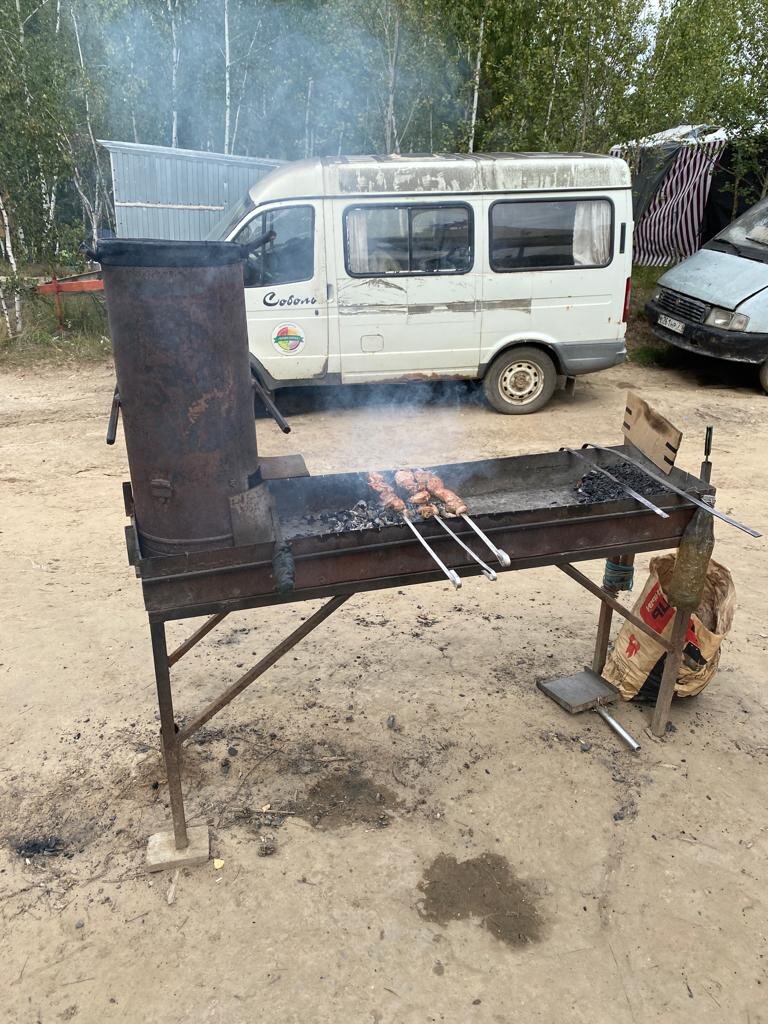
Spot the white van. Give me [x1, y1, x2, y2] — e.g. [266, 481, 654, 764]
[208, 154, 633, 413]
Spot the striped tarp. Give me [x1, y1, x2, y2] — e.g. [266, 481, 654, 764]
[611, 140, 726, 265]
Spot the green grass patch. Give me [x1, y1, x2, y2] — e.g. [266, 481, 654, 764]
[629, 343, 679, 368]
[0, 287, 111, 367]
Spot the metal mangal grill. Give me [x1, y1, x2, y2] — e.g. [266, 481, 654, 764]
[657, 287, 709, 324]
[94, 235, 760, 866]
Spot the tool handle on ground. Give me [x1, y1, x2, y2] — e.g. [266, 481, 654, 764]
[594, 705, 641, 751]
[251, 375, 291, 433]
[106, 386, 120, 445]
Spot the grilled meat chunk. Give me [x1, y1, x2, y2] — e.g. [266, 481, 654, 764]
[367, 472, 406, 513]
[412, 470, 468, 515]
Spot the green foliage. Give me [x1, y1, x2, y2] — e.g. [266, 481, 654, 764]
[1, 0, 767, 359]
[0, 290, 110, 366]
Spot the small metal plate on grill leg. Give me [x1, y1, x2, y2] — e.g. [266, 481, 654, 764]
[537, 669, 619, 714]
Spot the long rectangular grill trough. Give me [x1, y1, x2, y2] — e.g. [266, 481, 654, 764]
[131, 445, 710, 620]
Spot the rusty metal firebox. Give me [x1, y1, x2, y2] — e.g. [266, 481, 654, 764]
[98, 239, 756, 867]
[98, 239, 261, 556]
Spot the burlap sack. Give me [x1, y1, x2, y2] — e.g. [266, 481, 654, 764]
[602, 554, 736, 701]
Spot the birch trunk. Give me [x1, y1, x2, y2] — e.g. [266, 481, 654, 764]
[383, 9, 401, 153]
[0, 194, 23, 334]
[303, 78, 314, 158]
[167, 0, 180, 147]
[543, 27, 566, 147]
[70, 4, 114, 236]
[467, 14, 485, 154]
[223, 0, 231, 154]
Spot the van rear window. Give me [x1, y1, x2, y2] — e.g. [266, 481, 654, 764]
[344, 204, 472, 276]
[490, 199, 613, 272]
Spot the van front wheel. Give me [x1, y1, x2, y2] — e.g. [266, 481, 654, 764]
[483, 347, 557, 414]
[759, 358, 768, 394]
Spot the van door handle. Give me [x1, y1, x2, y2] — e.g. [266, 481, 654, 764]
[326, 283, 334, 301]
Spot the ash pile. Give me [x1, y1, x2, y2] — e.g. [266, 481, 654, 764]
[303, 500, 404, 533]
[576, 463, 667, 504]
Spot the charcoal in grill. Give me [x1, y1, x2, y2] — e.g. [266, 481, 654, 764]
[304, 497, 433, 534]
[575, 463, 668, 504]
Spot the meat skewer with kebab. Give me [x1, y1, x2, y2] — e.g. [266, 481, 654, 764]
[409, 469, 510, 569]
[367, 471, 460, 588]
[395, 470, 496, 580]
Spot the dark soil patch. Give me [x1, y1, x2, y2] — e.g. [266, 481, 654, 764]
[416, 852, 542, 947]
[294, 771, 399, 829]
[14, 836, 68, 859]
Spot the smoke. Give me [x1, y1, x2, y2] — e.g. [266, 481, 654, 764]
[92, 0, 469, 161]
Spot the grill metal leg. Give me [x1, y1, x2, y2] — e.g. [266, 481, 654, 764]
[592, 553, 635, 675]
[149, 620, 189, 850]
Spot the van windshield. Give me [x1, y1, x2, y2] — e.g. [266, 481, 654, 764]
[708, 197, 768, 265]
[206, 193, 256, 241]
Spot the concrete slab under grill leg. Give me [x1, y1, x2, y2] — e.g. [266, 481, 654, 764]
[537, 669, 619, 714]
[145, 825, 210, 872]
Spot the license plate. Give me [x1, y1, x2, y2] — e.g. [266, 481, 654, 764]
[658, 313, 684, 334]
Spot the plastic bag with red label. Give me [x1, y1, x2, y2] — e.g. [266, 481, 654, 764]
[602, 554, 736, 701]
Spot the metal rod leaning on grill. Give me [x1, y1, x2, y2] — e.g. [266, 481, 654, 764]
[561, 446, 670, 518]
[583, 442, 761, 538]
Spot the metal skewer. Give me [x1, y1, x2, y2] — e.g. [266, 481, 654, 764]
[561, 446, 669, 518]
[402, 515, 462, 589]
[584, 442, 761, 539]
[460, 513, 511, 568]
[433, 515, 497, 580]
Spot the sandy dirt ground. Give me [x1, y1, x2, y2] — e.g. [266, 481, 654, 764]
[1, 355, 767, 1024]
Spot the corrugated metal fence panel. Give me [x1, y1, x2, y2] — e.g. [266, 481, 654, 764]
[101, 140, 282, 240]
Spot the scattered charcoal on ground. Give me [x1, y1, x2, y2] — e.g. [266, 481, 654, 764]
[575, 463, 669, 504]
[15, 836, 66, 858]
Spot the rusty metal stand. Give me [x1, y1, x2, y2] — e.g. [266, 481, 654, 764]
[144, 594, 351, 870]
[557, 558, 684, 740]
[591, 554, 635, 674]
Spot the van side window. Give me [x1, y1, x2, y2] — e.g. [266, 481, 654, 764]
[236, 205, 314, 287]
[345, 204, 472, 276]
[490, 199, 612, 271]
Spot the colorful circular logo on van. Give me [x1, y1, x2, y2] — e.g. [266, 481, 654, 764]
[272, 322, 305, 354]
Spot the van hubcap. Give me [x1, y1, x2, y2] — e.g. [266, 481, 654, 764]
[499, 360, 543, 405]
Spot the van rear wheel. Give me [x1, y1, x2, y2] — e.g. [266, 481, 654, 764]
[483, 346, 557, 414]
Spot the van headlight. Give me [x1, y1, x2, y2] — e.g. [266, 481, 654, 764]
[705, 307, 750, 331]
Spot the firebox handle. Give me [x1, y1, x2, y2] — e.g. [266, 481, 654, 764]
[106, 385, 121, 445]
[251, 373, 291, 434]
